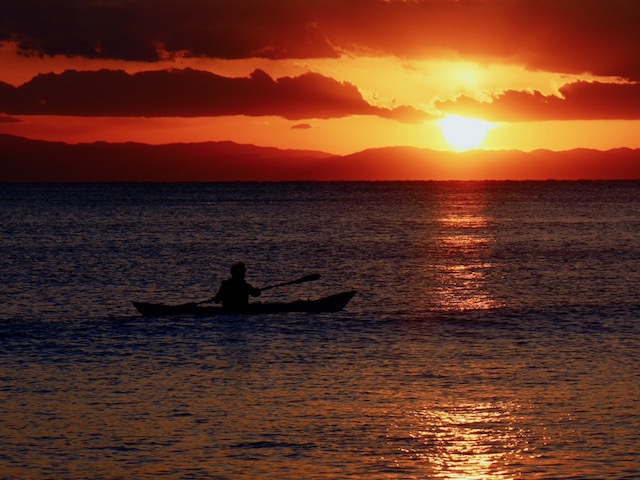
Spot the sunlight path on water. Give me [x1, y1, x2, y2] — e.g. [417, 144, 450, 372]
[428, 183, 503, 312]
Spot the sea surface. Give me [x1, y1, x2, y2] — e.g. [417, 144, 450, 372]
[1, 181, 639, 479]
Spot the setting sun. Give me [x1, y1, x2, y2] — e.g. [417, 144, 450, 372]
[439, 115, 495, 151]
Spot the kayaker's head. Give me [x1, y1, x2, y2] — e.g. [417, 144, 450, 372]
[230, 262, 246, 280]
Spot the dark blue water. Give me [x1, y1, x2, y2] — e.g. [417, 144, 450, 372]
[1, 181, 639, 479]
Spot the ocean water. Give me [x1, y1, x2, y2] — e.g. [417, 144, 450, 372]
[1, 181, 639, 479]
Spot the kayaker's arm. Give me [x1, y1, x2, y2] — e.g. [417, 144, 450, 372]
[197, 273, 317, 306]
[250, 286, 262, 298]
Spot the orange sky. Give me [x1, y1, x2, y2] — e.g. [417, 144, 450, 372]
[1, 0, 640, 159]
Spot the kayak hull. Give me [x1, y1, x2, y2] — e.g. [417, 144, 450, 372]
[133, 290, 356, 317]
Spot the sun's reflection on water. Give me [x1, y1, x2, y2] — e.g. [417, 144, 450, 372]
[429, 186, 503, 311]
[391, 401, 534, 479]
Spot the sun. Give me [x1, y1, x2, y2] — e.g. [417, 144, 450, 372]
[439, 115, 494, 151]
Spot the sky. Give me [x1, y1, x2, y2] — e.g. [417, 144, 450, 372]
[1, 0, 640, 156]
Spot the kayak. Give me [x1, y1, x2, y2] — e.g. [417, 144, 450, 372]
[133, 290, 357, 317]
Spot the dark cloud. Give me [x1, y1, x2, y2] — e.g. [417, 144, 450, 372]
[0, 68, 424, 121]
[1, 1, 638, 79]
[292, 123, 312, 129]
[435, 81, 640, 121]
[0, 80, 14, 98]
[0, 0, 339, 61]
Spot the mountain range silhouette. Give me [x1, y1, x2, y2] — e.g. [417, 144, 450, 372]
[2, 134, 639, 181]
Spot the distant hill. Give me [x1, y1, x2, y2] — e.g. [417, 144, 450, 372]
[1, 134, 639, 181]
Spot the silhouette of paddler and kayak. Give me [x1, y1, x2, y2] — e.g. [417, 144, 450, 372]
[133, 262, 356, 316]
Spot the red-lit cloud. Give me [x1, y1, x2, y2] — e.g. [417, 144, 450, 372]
[0, 114, 20, 123]
[0, 68, 428, 121]
[1, 0, 639, 80]
[436, 81, 640, 121]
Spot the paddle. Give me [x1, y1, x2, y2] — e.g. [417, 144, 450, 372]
[260, 273, 321, 291]
[191, 273, 321, 305]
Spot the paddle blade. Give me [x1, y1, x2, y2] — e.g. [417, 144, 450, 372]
[292, 273, 321, 284]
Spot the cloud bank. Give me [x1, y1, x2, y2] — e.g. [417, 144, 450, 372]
[437, 81, 640, 121]
[0, 68, 427, 121]
[1, 0, 639, 79]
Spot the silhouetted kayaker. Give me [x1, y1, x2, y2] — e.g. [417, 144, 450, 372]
[213, 262, 261, 310]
